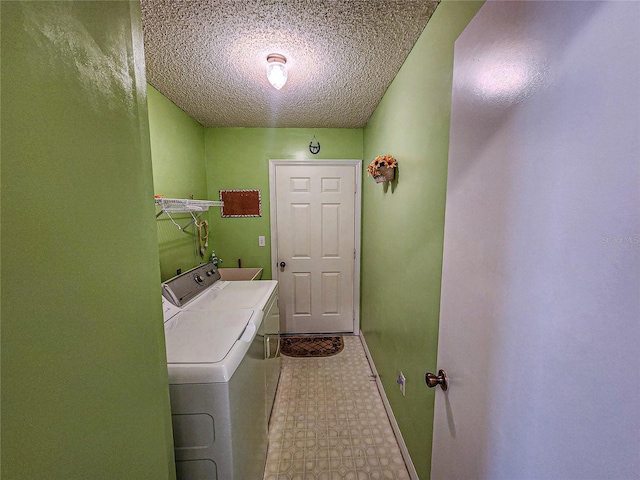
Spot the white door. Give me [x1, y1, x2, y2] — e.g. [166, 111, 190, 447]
[270, 160, 361, 334]
[432, 2, 640, 479]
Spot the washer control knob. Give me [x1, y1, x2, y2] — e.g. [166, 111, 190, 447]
[194, 274, 205, 285]
[206, 271, 212, 276]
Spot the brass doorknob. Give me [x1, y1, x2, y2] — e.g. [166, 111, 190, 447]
[425, 369, 448, 391]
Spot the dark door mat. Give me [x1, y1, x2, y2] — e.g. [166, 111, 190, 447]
[280, 336, 344, 358]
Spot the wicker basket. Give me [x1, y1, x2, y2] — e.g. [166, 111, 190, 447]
[374, 165, 396, 183]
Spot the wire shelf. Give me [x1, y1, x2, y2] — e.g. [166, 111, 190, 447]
[155, 197, 223, 231]
[155, 197, 223, 212]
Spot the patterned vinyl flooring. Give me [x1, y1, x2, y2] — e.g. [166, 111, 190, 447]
[264, 335, 411, 480]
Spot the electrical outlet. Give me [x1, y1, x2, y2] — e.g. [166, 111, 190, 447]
[397, 371, 406, 397]
[259, 235, 266, 247]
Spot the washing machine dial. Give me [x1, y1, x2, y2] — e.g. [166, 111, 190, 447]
[194, 273, 205, 286]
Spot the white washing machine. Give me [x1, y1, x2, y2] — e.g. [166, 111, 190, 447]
[162, 301, 265, 479]
[161, 263, 279, 480]
[163, 263, 280, 423]
[182, 277, 280, 423]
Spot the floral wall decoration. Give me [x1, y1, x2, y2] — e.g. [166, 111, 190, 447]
[366, 154, 397, 183]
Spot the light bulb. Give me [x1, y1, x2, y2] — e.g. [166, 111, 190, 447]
[266, 54, 287, 90]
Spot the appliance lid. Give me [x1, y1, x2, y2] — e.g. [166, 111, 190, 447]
[162, 296, 182, 322]
[186, 280, 278, 311]
[164, 309, 256, 364]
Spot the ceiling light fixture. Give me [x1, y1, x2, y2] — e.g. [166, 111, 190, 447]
[266, 53, 287, 90]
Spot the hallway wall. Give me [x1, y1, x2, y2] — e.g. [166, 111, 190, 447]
[148, 85, 209, 281]
[1, 2, 175, 479]
[360, 2, 484, 477]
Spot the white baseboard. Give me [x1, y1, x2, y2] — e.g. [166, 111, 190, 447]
[358, 333, 419, 480]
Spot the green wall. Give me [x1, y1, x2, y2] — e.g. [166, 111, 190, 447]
[204, 128, 363, 279]
[360, 1, 484, 478]
[147, 85, 209, 281]
[1, 2, 176, 479]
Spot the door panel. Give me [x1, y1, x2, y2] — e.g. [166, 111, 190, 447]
[292, 203, 311, 257]
[321, 204, 340, 256]
[432, 2, 640, 479]
[293, 273, 311, 315]
[321, 272, 340, 314]
[273, 163, 358, 333]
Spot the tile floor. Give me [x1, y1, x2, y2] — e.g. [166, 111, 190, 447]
[264, 335, 411, 480]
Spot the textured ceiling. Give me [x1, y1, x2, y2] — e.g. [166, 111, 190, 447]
[140, 0, 439, 128]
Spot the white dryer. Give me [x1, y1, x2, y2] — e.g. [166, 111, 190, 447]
[163, 263, 280, 425]
[162, 299, 266, 480]
[183, 277, 280, 423]
[161, 263, 276, 480]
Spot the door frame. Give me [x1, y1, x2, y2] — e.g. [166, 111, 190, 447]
[268, 159, 362, 334]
